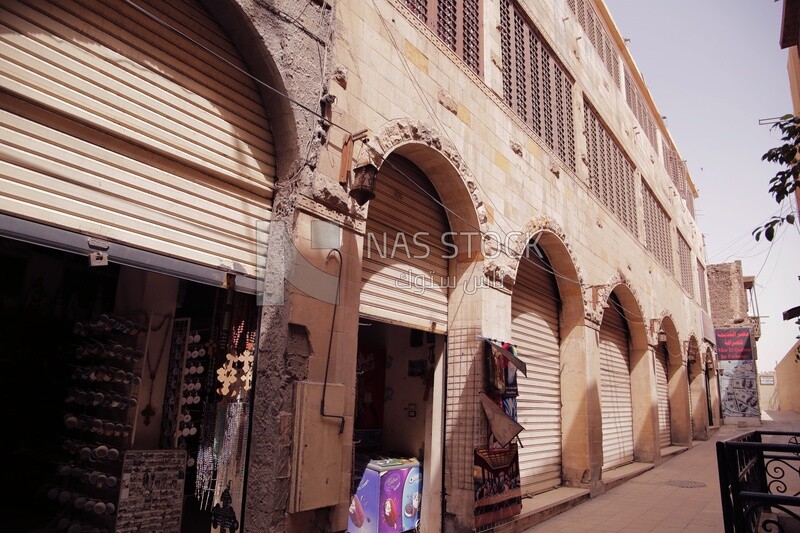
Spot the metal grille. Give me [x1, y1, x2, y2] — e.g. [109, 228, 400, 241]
[697, 260, 708, 311]
[444, 327, 485, 491]
[500, 0, 575, 170]
[623, 68, 657, 149]
[678, 233, 694, 298]
[599, 295, 634, 470]
[584, 100, 638, 235]
[642, 183, 674, 273]
[566, 0, 619, 85]
[655, 344, 671, 448]
[404, 0, 481, 74]
[512, 250, 562, 495]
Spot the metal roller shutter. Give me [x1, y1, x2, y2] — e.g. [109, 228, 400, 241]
[655, 344, 671, 447]
[511, 250, 561, 495]
[360, 157, 450, 333]
[599, 297, 634, 470]
[0, 0, 274, 278]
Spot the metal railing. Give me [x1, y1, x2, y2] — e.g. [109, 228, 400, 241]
[716, 430, 800, 532]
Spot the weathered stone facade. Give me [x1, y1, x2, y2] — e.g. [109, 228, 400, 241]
[233, 1, 717, 530]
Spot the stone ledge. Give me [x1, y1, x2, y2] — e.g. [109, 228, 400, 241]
[491, 486, 590, 532]
[602, 461, 655, 491]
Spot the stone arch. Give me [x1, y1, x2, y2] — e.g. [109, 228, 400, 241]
[510, 217, 586, 306]
[655, 315, 690, 446]
[597, 278, 652, 462]
[595, 276, 648, 353]
[354, 123, 487, 526]
[686, 335, 708, 441]
[358, 119, 485, 240]
[508, 219, 588, 489]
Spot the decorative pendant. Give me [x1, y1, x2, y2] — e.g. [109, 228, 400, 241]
[141, 403, 156, 425]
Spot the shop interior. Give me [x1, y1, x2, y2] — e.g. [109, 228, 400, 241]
[0, 237, 256, 532]
[349, 320, 443, 532]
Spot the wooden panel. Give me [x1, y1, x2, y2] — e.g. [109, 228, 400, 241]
[599, 300, 634, 470]
[656, 344, 672, 448]
[0, 0, 274, 277]
[511, 251, 561, 495]
[360, 158, 450, 333]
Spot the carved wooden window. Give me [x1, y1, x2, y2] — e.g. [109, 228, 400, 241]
[584, 100, 637, 235]
[642, 183, 674, 273]
[624, 68, 657, 150]
[405, 0, 481, 74]
[500, 0, 575, 170]
[566, 0, 619, 85]
[697, 260, 708, 310]
[678, 233, 694, 297]
[662, 139, 696, 218]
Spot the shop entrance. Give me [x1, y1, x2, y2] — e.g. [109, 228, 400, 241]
[0, 237, 258, 532]
[348, 320, 445, 533]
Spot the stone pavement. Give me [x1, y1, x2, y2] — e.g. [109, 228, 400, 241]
[523, 410, 800, 532]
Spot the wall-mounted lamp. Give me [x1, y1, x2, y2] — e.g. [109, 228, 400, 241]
[657, 330, 667, 344]
[349, 162, 379, 206]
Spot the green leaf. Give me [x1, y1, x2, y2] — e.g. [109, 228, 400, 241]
[765, 225, 775, 241]
[788, 213, 796, 225]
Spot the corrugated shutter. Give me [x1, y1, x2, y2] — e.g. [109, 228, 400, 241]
[511, 250, 561, 495]
[655, 344, 672, 447]
[0, 0, 274, 278]
[360, 157, 450, 333]
[599, 298, 634, 470]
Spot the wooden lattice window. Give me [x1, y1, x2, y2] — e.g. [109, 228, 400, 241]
[677, 233, 694, 297]
[584, 100, 638, 235]
[405, 0, 481, 74]
[642, 183, 673, 273]
[500, 0, 575, 170]
[624, 68, 657, 150]
[697, 260, 708, 311]
[566, 0, 619, 85]
[662, 139, 696, 218]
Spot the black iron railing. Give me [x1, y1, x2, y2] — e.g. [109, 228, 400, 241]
[716, 430, 800, 532]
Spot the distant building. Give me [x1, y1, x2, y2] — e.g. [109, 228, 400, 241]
[708, 261, 762, 425]
[776, 341, 800, 412]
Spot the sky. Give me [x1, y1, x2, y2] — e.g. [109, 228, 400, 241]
[604, 0, 800, 371]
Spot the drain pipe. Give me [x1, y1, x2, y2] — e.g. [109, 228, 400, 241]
[321, 248, 345, 433]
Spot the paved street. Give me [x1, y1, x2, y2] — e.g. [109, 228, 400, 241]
[524, 411, 800, 532]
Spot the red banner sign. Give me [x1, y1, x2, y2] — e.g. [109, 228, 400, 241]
[715, 328, 753, 360]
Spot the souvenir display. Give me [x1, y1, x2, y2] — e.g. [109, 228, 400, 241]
[42, 312, 146, 531]
[115, 449, 186, 533]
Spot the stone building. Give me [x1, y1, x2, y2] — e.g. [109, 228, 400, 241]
[708, 261, 762, 426]
[776, 341, 800, 412]
[0, 0, 714, 531]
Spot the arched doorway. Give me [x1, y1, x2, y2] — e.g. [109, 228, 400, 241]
[353, 154, 453, 532]
[655, 342, 672, 447]
[599, 292, 634, 469]
[511, 242, 562, 495]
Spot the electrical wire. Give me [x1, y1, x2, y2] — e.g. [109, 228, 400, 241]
[120, 0, 352, 136]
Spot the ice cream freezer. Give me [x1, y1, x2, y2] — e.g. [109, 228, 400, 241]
[347, 455, 421, 533]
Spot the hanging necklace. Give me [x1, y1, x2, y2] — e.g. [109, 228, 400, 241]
[141, 312, 173, 425]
